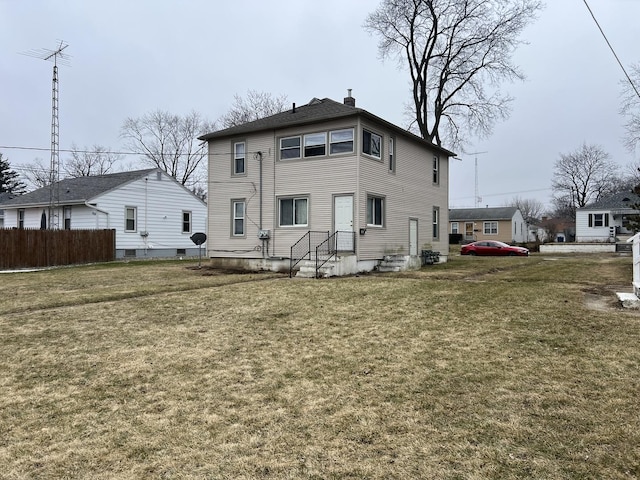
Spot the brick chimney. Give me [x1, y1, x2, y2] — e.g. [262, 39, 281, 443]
[344, 89, 355, 107]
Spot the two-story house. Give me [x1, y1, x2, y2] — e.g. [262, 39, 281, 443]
[199, 93, 455, 276]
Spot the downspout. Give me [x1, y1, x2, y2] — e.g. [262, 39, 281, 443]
[84, 201, 110, 228]
[256, 151, 264, 258]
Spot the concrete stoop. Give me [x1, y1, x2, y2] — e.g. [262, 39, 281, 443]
[295, 259, 336, 278]
[616, 292, 640, 309]
[377, 255, 409, 273]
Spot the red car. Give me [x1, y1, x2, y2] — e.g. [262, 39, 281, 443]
[460, 241, 529, 256]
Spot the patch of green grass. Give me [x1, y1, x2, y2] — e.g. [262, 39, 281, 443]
[1, 255, 639, 478]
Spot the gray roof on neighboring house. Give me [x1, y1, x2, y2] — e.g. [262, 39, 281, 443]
[449, 207, 519, 222]
[199, 97, 456, 157]
[580, 191, 640, 211]
[0, 168, 158, 208]
[0, 192, 17, 204]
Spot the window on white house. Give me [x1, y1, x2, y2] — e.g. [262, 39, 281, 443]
[484, 221, 498, 235]
[329, 129, 354, 154]
[451, 222, 459, 234]
[433, 155, 440, 184]
[233, 141, 246, 175]
[18, 209, 25, 229]
[63, 206, 71, 230]
[182, 211, 192, 233]
[433, 207, 440, 239]
[367, 195, 384, 226]
[304, 133, 326, 157]
[0, 209, 4, 229]
[280, 136, 301, 159]
[125, 207, 137, 232]
[363, 129, 382, 159]
[279, 197, 308, 226]
[589, 213, 609, 227]
[232, 200, 245, 236]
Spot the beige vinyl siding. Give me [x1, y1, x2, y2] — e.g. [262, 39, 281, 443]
[451, 218, 513, 243]
[357, 121, 449, 260]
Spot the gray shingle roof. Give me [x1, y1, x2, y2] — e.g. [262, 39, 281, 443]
[0, 168, 158, 207]
[449, 207, 518, 221]
[199, 97, 456, 157]
[580, 191, 640, 210]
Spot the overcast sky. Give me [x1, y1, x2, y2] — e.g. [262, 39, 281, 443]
[1, 0, 639, 210]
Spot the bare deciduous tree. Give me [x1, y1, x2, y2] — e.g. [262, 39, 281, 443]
[63, 144, 122, 178]
[508, 196, 544, 223]
[217, 90, 289, 129]
[22, 158, 52, 189]
[120, 110, 214, 186]
[620, 63, 640, 153]
[551, 143, 619, 218]
[364, 0, 542, 149]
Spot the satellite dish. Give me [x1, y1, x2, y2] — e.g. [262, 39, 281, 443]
[190, 232, 207, 246]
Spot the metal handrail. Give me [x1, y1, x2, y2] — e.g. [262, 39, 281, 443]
[289, 231, 330, 277]
[314, 230, 356, 278]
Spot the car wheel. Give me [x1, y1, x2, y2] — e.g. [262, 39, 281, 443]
[468, 251, 476, 256]
[508, 252, 517, 256]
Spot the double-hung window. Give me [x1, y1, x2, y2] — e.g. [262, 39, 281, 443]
[363, 129, 382, 159]
[233, 141, 246, 175]
[280, 136, 301, 159]
[367, 195, 384, 227]
[125, 207, 137, 232]
[63, 206, 72, 230]
[0, 209, 5, 228]
[182, 211, 192, 233]
[304, 133, 326, 157]
[433, 155, 440, 184]
[433, 207, 440, 239]
[451, 222, 459, 234]
[232, 200, 245, 236]
[389, 137, 395, 172]
[279, 197, 308, 227]
[588, 213, 609, 227]
[329, 129, 354, 154]
[483, 221, 498, 235]
[18, 209, 25, 229]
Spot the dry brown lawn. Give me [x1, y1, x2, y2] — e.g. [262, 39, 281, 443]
[1, 255, 639, 479]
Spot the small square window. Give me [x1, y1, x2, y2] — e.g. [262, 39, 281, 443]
[363, 129, 382, 159]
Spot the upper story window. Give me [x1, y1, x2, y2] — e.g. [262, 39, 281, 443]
[433, 155, 440, 184]
[363, 129, 382, 159]
[330, 129, 354, 154]
[304, 133, 326, 157]
[125, 206, 137, 232]
[233, 141, 246, 175]
[389, 137, 396, 172]
[280, 136, 301, 160]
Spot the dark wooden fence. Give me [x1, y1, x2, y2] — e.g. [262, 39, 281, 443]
[0, 229, 115, 269]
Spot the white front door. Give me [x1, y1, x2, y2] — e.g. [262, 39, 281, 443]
[409, 219, 418, 256]
[334, 195, 354, 251]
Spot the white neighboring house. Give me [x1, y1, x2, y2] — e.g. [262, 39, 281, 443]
[576, 191, 640, 242]
[0, 168, 207, 258]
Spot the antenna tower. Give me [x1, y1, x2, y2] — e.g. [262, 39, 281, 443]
[22, 41, 70, 229]
[465, 151, 487, 207]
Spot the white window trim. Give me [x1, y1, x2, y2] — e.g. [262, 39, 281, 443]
[125, 206, 137, 232]
[433, 155, 440, 184]
[366, 194, 385, 227]
[279, 196, 309, 227]
[483, 221, 498, 235]
[329, 128, 354, 155]
[232, 200, 245, 237]
[433, 207, 440, 240]
[280, 136, 302, 160]
[233, 141, 246, 175]
[451, 222, 459, 234]
[362, 129, 382, 160]
[182, 210, 192, 234]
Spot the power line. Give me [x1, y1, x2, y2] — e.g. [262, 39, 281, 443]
[582, 0, 640, 100]
[0, 144, 236, 157]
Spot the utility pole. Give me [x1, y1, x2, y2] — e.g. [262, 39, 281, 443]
[22, 41, 70, 228]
